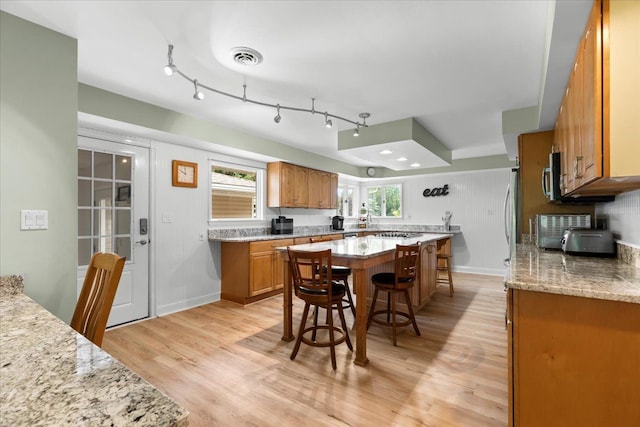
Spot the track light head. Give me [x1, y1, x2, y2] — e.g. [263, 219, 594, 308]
[164, 64, 177, 76]
[193, 79, 204, 100]
[164, 44, 177, 76]
[274, 104, 281, 123]
[324, 112, 332, 129]
[353, 124, 360, 137]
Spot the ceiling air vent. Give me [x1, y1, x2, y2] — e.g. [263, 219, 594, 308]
[230, 47, 263, 66]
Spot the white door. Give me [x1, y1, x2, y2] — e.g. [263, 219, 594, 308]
[77, 136, 149, 327]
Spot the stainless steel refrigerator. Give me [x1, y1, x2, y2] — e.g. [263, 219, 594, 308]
[503, 167, 519, 264]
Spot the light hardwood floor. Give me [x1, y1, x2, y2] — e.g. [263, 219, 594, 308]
[103, 273, 508, 426]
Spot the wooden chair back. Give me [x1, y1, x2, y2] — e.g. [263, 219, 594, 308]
[287, 248, 334, 302]
[70, 252, 126, 347]
[394, 244, 420, 286]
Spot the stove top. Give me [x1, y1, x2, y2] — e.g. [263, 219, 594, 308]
[376, 231, 424, 238]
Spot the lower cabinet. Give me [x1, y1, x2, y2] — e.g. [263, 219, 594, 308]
[221, 238, 294, 304]
[221, 234, 343, 305]
[507, 289, 640, 426]
[412, 241, 437, 308]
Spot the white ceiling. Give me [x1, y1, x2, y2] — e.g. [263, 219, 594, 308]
[1, 0, 593, 172]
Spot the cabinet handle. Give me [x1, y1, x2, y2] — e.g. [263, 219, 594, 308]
[575, 156, 584, 179]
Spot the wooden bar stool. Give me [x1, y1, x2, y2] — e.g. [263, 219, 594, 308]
[366, 244, 421, 346]
[288, 248, 353, 370]
[329, 266, 356, 317]
[436, 253, 454, 296]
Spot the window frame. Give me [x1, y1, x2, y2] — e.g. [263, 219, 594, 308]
[337, 183, 357, 218]
[209, 159, 265, 223]
[362, 183, 403, 218]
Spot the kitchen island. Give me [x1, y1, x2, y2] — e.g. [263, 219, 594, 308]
[505, 245, 640, 426]
[211, 225, 460, 305]
[279, 233, 453, 366]
[0, 276, 189, 426]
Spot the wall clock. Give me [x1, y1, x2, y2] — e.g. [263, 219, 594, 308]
[366, 167, 376, 177]
[172, 160, 198, 188]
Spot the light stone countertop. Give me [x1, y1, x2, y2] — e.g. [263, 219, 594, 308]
[275, 233, 453, 258]
[506, 244, 640, 304]
[0, 279, 189, 427]
[209, 225, 460, 242]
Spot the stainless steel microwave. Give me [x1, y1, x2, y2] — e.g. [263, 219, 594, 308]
[542, 152, 562, 201]
[542, 152, 614, 204]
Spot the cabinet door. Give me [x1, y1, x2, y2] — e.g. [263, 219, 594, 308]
[307, 169, 321, 208]
[280, 163, 297, 207]
[330, 173, 338, 209]
[249, 251, 274, 296]
[293, 165, 309, 207]
[319, 171, 331, 208]
[580, 3, 602, 185]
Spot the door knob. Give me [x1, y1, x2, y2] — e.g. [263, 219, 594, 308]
[136, 239, 148, 245]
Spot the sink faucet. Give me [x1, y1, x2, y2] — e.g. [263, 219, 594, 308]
[366, 212, 372, 227]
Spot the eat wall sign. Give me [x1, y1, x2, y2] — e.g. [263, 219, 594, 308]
[423, 184, 450, 197]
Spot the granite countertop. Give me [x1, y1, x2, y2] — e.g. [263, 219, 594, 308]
[506, 244, 640, 304]
[276, 233, 453, 258]
[0, 277, 189, 426]
[209, 225, 460, 242]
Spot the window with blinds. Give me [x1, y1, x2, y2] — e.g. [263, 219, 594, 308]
[211, 164, 259, 219]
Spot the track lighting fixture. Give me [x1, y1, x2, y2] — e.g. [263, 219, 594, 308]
[193, 79, 204, 100]
[163, 45, 177, 76]
[163, 44, 370, 133]
[324, 112, 333, 128]
[274, 104, 281, 123]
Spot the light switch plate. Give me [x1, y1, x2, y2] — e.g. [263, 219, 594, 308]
[21, 210, 48, 230]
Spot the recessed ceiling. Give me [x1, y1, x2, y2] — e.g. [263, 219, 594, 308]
[0, 0, 593, 173]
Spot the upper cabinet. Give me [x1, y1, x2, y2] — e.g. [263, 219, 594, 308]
[555, 0, 640, 196]
[267, 162, 338, 209]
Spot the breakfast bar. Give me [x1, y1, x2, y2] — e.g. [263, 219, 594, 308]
[0, 276, 189, 426]
[279, 233, 452, 366]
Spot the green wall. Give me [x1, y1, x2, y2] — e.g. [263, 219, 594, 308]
[0, 11, 78, 322]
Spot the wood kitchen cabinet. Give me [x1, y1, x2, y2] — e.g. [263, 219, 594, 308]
[518, 131, 594, 243]
[221, 238, 294, 304]
[507, 288, 640, 426]
[412, 241, 437, 308]
[555, 0, 640, 197]
[267, 162, 308, 208]
[307, 169, 333, 208]
[267, 161, 338, 208]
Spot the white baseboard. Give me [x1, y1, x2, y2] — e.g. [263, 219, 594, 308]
[156, 292, 220, 317]
[452, 265, 505, 277]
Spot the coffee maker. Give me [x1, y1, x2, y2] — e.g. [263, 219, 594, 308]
[332, 215, 344, 230]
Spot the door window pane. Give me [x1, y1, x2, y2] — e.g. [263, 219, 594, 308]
[114, 210, 131, 235]
[94, 181, 112, 207]
[78, 209, 91, 236]
[78, 180, 92, 207]
[78, 238, 92, 266]
[115, 155, 132, 180]
[115, 184, 131, 208]
[115, 237, 131, 260]
[93, 208, 112, 237]
[94, 152, 113, 179]
[78, 150, 92, 177]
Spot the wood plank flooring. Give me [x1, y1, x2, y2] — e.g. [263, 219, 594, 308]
[103, 273, 508, 426]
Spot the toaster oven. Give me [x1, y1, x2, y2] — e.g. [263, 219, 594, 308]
[536, 214, 591, 249]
